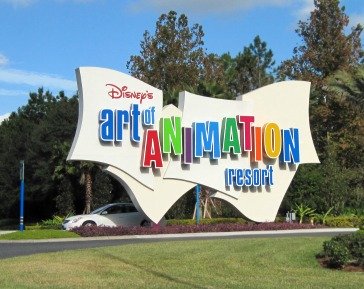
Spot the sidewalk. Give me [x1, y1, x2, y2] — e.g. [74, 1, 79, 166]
[0, 227, 358, 243]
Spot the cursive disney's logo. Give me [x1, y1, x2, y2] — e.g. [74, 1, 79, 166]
[106, 84, 153, 104]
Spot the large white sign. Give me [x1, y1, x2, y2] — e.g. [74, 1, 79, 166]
[68, 67, 319, 223]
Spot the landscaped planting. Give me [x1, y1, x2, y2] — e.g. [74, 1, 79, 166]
[71, 222, 324, 237]
[317, 231, 364, 270]
[324, 215, 364, 228]
[166, 217, 248, 226]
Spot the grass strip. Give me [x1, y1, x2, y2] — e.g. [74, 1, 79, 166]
[0, 237, 363, 289]
[0, 229, 79, 240]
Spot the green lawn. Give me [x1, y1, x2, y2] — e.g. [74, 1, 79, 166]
[0, 229, 79, 240]
[0, 237, 363, 288]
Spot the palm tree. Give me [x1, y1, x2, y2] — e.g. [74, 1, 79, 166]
[52, 141, 96, 214]
[327, 65, 364, 110]
[79, 162, 95, 214]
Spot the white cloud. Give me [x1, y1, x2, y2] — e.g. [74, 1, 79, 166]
[295, 1, 364, 26]
[130, 0, 291, 14]
[0, 112, 11, 123]
[295, 0, 314, 21]
[0, 53, 9, 66]
[0, 88, 28, 96]
[0, 68, 76, 91]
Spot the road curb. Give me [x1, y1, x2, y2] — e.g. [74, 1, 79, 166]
[0, 228, 358, 243]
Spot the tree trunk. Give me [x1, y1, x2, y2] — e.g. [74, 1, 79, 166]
[83, 169, 92, 214]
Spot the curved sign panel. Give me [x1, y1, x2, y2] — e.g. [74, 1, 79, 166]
[68, 67, 319, 223]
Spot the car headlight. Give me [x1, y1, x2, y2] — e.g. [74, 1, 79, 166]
[71, 217, 83, 223]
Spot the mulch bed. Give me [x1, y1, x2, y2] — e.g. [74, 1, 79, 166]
[317, 256, 364, 272]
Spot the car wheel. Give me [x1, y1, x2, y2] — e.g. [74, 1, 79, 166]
[140, 220, 151, 227]
[82, 221, 96, 227]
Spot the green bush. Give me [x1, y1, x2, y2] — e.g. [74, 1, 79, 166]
[39, 215, 65, 230]
[323, 240, 350, 268]
[25, 224, 42, 230]
[166, 218, 248, 226]
[344, 234, 364, 266]
[325, 215, 364, 228]
[312, 207, 334, 225]
[274, 216, 286, 223]
[320, 232, 364, 268]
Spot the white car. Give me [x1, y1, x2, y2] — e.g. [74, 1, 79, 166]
[62, 203, 151, 230]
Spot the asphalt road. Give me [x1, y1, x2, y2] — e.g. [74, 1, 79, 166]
[0, 229, 356, 260]
[0, 238, 161, 259]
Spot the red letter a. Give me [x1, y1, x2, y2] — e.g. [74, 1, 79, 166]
[142, 129, 163, 168]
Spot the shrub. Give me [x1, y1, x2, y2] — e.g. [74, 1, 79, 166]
[312, 207, 334, 225]
[275, 216, 286, 223]
[25, 224, 42, 230]
[39, 215, 66, 230]
[323, 240, 350, 268]
[166, 219, 196, 226]
[72, 222, 323, 237]
[325, 215, 364, 228]
[344, 234, 364, 266]
[320, 232, 364, 269]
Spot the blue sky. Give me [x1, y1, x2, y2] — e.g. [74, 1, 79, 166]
[0, 0, 363, 121]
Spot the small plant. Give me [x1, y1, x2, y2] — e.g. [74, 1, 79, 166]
[319, 232, 364, 269]
[40, 215, 69, 229]
[294, 203, 316, 224]
[313, 207, 334, 225]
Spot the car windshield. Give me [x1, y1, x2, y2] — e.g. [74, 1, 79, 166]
[91, 204, 111, 214]
[90, 203, 138, 215]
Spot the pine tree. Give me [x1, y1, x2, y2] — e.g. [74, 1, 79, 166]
[127, 11, 205, 105]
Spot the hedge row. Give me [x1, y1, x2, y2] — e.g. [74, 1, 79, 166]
[324, 216, 364, 228]
[167, 215, 364, 228]
[71, 222, 324, 237]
